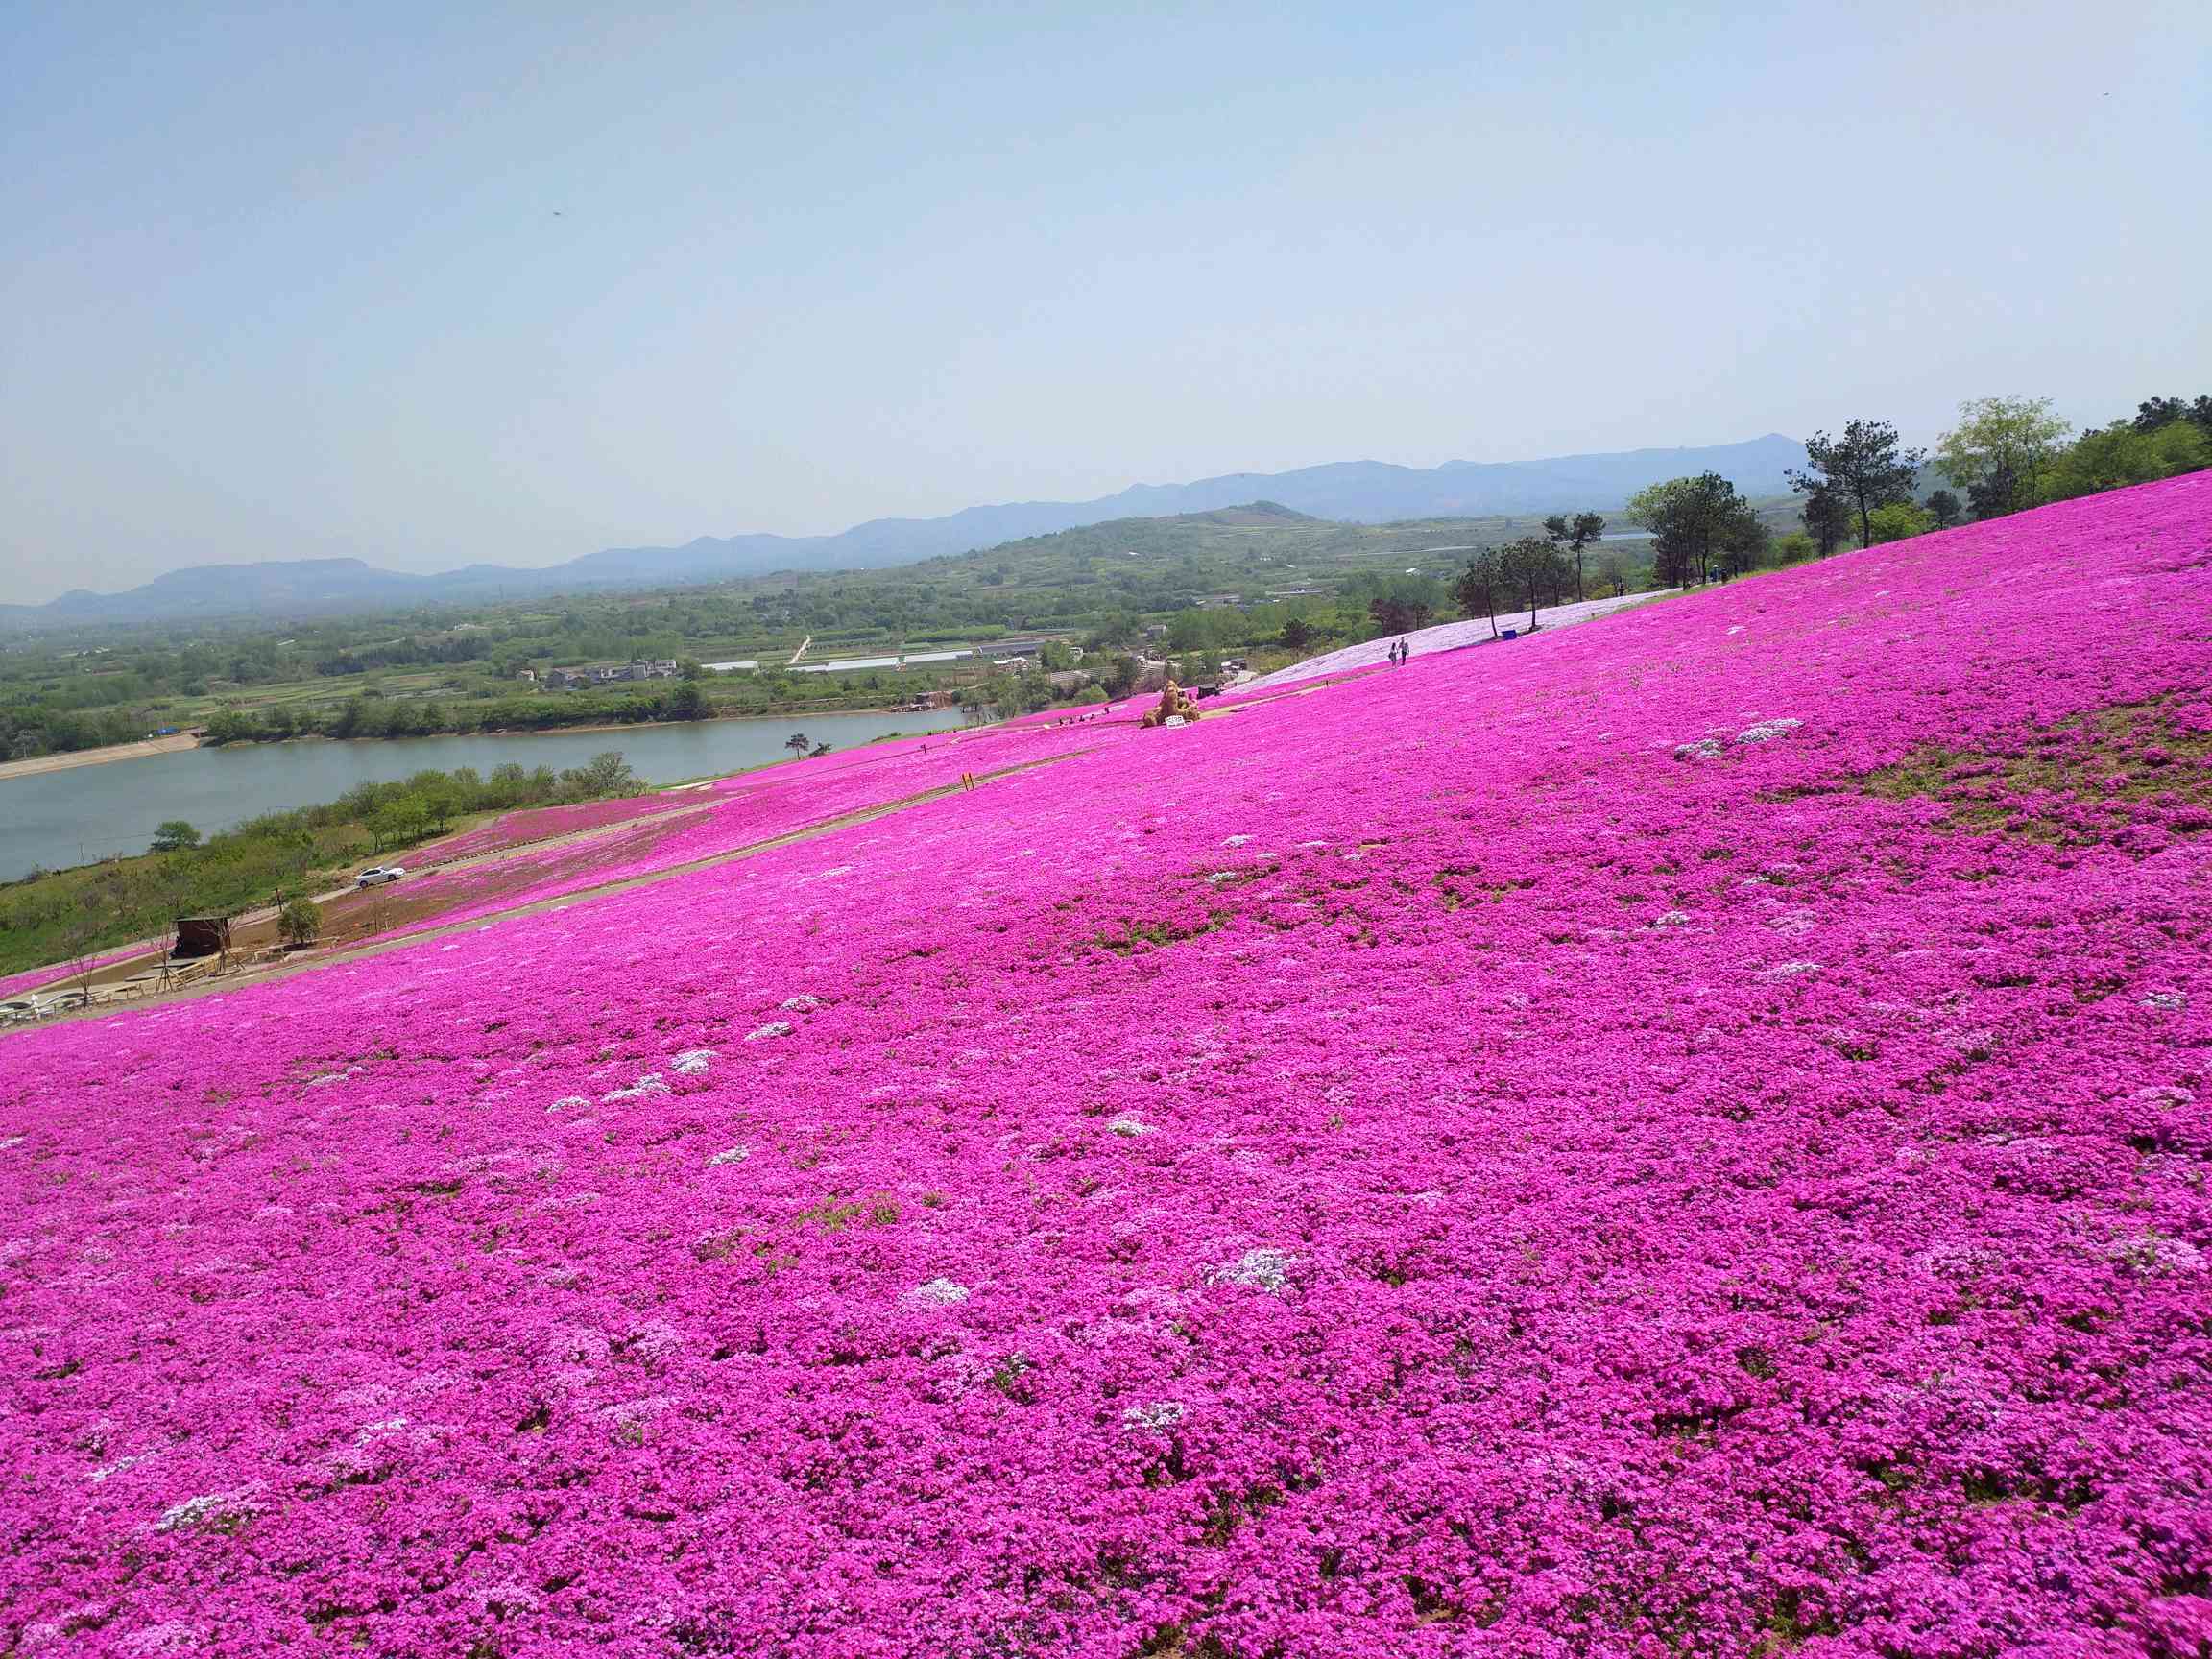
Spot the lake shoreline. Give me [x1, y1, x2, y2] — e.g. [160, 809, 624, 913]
[0, 708, 969, 884]
[0, 705, 956, 784]
[0, 733, 202, 782]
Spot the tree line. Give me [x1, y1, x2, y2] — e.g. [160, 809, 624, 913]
[200, 681, 713, 745]
[1783, 393, 2209, 558]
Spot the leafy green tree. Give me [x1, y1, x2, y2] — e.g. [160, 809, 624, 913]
[563, 751, 638, 798]
[667, 681, 708, 720]
[371, 795, 430, 852]
[1798, 485, 1851, 557]
[1278, 617, 1316, 652]
[1712, 512, 1770, 579]
[677, 657, 704, 681]
[2038, 419, 2212, 501]
[1790, 420, 1926, 548]
[1543, 511, 1607, 602]
[1866, 501, 1936, 543]
[2132, 395, 2212, 438]
[150, 820, 201, 854]
[1454, 547, 1507, 637]
[277, 897, 323, 947]
[203, 709, 258, 745]
[1367, 593, 1432, 636]
[784, 733, 811, 758]
[1925, 489, 1963, 529]
[415, 775, 464, 832]
[1935, 397, 2071, 520]
[1772, 531, 1816, 565]
[1500, 538, 1571, 628]
[1627, 473, 1758, 586]
[1593, 548, 1636, 596]
[1086, 611, 1141, 651]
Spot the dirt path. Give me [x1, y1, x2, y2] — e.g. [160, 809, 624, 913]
[0, 733, 199, 781]
[14, 752, 1086, 1027]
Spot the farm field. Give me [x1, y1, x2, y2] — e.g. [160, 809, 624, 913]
[2, 475, 2209, 1656]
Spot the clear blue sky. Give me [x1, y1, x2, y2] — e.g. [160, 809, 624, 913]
[4, 1, 2206, 601]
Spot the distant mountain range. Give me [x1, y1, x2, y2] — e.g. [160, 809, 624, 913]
[3, 434, 1807, 628]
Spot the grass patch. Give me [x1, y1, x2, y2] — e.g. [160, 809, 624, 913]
[1855, 701, 2211, 847]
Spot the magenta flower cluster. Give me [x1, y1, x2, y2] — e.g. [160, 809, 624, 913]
[2, 475, 2209, 1657]
[417, 793, 709, 866]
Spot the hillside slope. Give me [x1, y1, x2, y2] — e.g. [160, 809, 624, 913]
[3, 476, 2209, 1656]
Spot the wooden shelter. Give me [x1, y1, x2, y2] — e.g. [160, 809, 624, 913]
[172, 915, 232, 961]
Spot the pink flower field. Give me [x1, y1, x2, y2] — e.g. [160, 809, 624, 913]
[373, 726, 1127, 940]
[415, 793, 713, 867]
[3, 475, 2209, 1657]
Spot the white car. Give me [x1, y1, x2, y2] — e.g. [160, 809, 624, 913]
[355, 866, 407, 888]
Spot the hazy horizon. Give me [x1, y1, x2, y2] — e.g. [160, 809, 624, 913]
[5, 1, 2208, 604]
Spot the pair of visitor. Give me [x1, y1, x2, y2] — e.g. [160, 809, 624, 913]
[1389, 638, 1410, 667]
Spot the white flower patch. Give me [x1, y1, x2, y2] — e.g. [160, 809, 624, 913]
[625, 1321, 685, 1364]
[1764, 960, 1820, 977]
[89, 1452, 155, 1485]
[780, 995, 821, 1013]
[114, 1621, 203, 1655]
[745, 1021, 793, 1043]
[1917, 1241, 1991, 1280]
[707, 1145, 750, 1167]
[600, 1073, 668, 1105]
[2136, 1085, 2196, 1108]
[1672, 738, 1723, 762]
[670, 1049, 715, 1076]
[904, 1277, 970, 1308]
[1212, 1247, 1294, 1293]
[2142, 992, 2187, 1011]
[156, 1489, 257, 1533]
[1727, 625, 1744, 636]
[2108, 1233, 2204, 1275]
[1654, 910, 1692, 927]
[1223, 834, 1253, 847]
[1121, 1401, 1187, 1431]
[1108, 1118, 1155, 1137]
[546, 1095, 589, 1116]
[1736, 717, 1802, 745]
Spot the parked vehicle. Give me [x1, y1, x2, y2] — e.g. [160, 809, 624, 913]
[354, 866, 407, 888]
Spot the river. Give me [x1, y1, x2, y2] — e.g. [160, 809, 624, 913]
[0, 709, 965, 883]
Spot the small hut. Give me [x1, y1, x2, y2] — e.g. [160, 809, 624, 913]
[172, 915, 232, 961]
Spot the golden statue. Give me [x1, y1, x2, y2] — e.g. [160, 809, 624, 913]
[1141, 681, 1201, 729]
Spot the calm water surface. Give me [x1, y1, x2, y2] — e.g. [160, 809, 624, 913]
[0, 710, 964, 882]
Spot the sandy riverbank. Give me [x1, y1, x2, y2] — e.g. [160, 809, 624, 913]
[0, 733, 200, 781]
